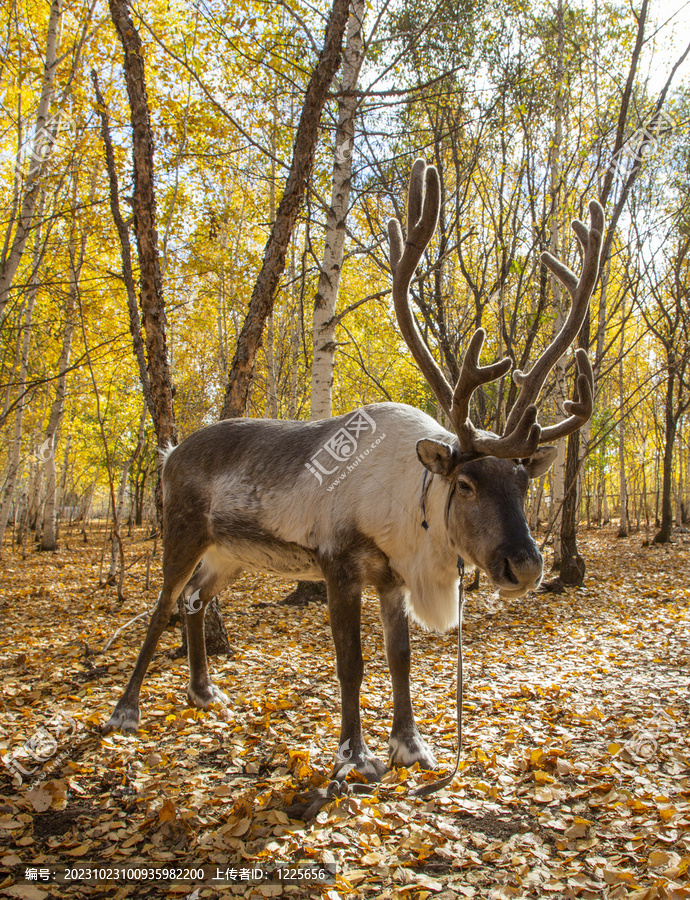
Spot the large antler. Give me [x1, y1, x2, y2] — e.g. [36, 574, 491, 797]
[502, 200, 604, 440]
[388, 160, 604, 458]
[388, 159, 450, 412]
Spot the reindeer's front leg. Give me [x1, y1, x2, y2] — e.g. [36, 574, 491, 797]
[323, 566, 387, 781]
[379, 584, 437, 769]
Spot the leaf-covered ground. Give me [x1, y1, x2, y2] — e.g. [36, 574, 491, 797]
[0, 525, 689, 899]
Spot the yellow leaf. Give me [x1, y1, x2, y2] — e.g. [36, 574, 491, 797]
[603, 868, 639, 887]
[534, 771, 554, 784]
[158, 799, 176, 822]
[343, 870, 367, 885]
[530, 749, 546, 768]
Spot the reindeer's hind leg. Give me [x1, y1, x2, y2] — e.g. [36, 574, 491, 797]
[104, 538, 208, 734]
[182, 549, 240, 710]
[379, 581, 438, 769]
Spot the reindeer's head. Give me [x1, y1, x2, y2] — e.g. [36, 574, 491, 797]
[389, 160, 604, 597]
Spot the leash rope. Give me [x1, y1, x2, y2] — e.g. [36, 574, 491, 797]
[412, 554, 465, 797]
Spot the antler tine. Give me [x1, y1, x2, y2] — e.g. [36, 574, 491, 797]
[472, 405, 541, 458]
[449, 328, 512, 450]
[391, 162, 602, 461]
[504, 199, 604, 436]
[389, 160, 453, 415]
[539, 348, 594, 443]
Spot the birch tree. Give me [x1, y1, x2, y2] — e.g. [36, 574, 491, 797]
[643, 231, 690, 544]
[220, 0, 350, 419]
[0, 0, 61, 326]
[311, 0, 366, 419]
[617, 308, 629, 538]
[558, 3, 690, 583]
[0, 214, 43, 553]
[41, 169, 96, 550]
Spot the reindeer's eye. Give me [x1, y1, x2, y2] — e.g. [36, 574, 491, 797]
[456, 478, 474, 495]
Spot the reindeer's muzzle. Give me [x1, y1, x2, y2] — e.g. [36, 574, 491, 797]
[490, 540, 544, 598]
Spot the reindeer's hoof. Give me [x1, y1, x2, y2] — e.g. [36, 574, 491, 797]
[389, 732, 438, 769]
[331, 741, 388, 782]
[103, 704, 140, 734]
[187, 682, 230, 710]
[356, 754, 388, 782]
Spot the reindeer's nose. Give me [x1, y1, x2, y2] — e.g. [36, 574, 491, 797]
[492, 542, 543, 596]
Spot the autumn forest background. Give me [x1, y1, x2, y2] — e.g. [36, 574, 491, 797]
[0, 0, 689, 896]
[1, 0, 689, 563]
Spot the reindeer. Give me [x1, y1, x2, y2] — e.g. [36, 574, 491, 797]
[105, 160, 603, 781]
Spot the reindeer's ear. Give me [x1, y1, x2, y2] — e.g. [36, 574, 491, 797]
[416, 439, 456, 476]
[522, 445, 558, 478]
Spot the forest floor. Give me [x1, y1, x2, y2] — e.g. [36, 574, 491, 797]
[0, 524, 688, 900]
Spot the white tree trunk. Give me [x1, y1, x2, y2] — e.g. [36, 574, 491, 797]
[603, 481, 609, 524]
[549, 0, 565, 566]
[0, 0, 61, 323]
[551, 435, 566, 564]
[288, 248, 301, 419]
[617, 319, 628, 536]
[676, 430, 684, 527]
[80, 479, 97, 526]
[311, 0, 365, 419]
[529, 476, 545, 532]
[264, 92, 280, 419]
[108, 406, 147, 580]
[264, 314, 279, 417]
[57, 430, 71, 524]
[108, 464, 131, 579]
[0, 292, 38, 551]
[41, 172, 92, 549]
[642, 445, 650, 540]
[0, 204, 45, 553]
[41, 435, 59, 550]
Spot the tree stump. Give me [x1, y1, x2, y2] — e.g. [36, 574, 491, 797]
[280, 580, 328, 606]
